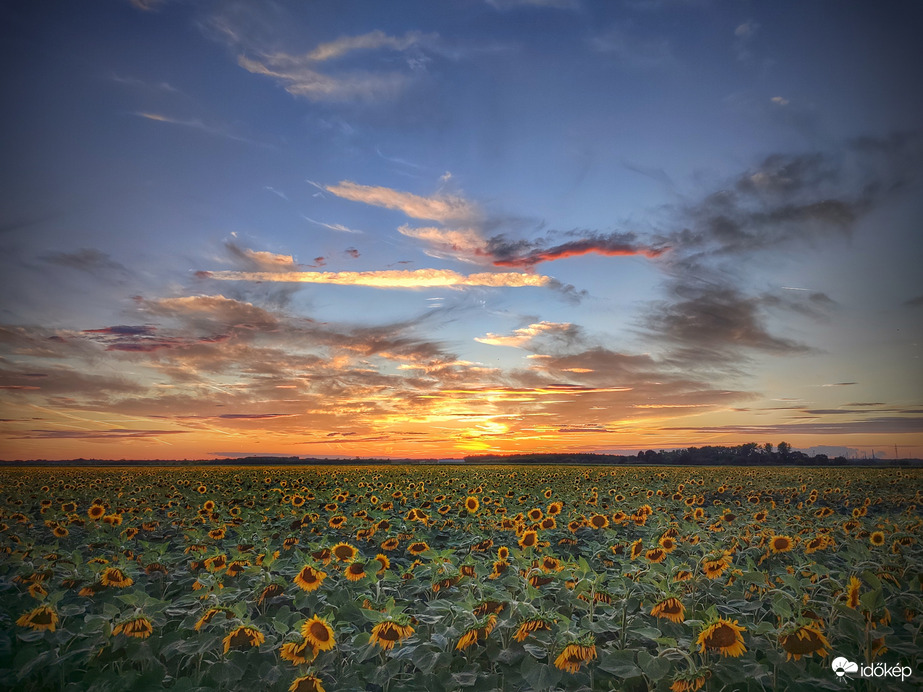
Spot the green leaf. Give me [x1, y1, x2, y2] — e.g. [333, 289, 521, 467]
[637, 649, 670, 681]
[519, 655, 562, 691]
[597, 649, 641, 679]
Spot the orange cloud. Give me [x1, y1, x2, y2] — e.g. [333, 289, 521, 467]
[325, 181, 479, 223]
[200, 268, 550, 288]
[475, 321, 574, 347]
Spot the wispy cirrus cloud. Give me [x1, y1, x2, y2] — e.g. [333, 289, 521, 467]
[325, 181, 480, 223]
[212, 16, 439, 103]
[305, 30, 434, 62]
[198, 268, 551, 289]
[133, 112, 261, 145]
[475, 321, 577, 347]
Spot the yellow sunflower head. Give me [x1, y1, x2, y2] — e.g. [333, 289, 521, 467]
[696, 617, 746, 657]
[301, 615, 336, 652]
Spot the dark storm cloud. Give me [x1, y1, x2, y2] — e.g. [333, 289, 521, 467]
[638, 132, 923, 366]
[42, 248, 132, 281]
[645, 281, 815, 362]
[488, 231, 666, 268]
[662, 132, 923, 259]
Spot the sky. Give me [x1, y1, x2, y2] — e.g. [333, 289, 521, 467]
[1, 0, 922, 461]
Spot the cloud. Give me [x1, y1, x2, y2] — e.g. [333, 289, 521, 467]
[733, 20, 759, 61]
[82, 324, 229, 353]
[199, 268, 552, 289]
[236, 55, 408, 102]
[220, 25, 438, 102]
[664, 416, 923, 436]
[475, 321, 577, 347]
[224, 240, 298, 272]
[306, 30, 433, 62]
[133, 112, 260, 145]
[588, 26, 675, 70]
[488, 231, 667, 267]
[486, 0, 581, 9]
[302, 215, 362, 234]
[398, 225, 485, 255]
[325, 181, 480, 223]
[14, 428, 188, 440]
[905, 295, 923, 307]
[42, 248, 131, 280]
[645, 281, 816, 362]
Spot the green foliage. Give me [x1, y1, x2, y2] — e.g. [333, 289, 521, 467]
[0, 465, 920, 691]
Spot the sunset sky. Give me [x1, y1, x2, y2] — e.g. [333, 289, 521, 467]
[1, 0, 922, 460]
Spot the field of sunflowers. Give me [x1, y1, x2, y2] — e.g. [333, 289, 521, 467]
[1, 464, 920, 691]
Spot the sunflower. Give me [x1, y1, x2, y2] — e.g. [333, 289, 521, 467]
[17, 605, 58, 632]
[102, 514, 123, 526]
[629, 539, 644, 560]
[588, 514, 609, 529]
[769, 535, 793, 554]
[513, 617, 553, 642]
[294, 565, 326, 592]
[331, 542, 358, 563]
[696, 618, 746, 657]
[518, 530, 538, 550]
[659, 536, 677, 553]
[328, 516, 347, 529]
[223, 625, 265, 653]
[226, 560, 249, 577]
[554, 639, 597, 673]
[380, 537, 399, 552]
[465, 496, 480, 513]
[540, 517, 557, 530]
[345, 562, 368, 582]
[204, 554, 227, 572]
[280, 639, 317, 665]
[779, 623, 830, 661]
[301, 616, 336, 652]
[701, 554, 731, 579]
[52, 526, 69, 538]
[870, 531, 885, 546]
[289, 674, 325, 692]
[112, 615, 154, 639]
[541, 555, 563, 573]
[455, 614, 497, 650]
[370, 620, 415, 650]
[651, 597, 685, 624]
[547, 500, 563, 515]
[407, 541, 430, 556]
[88, 504, 105, 520]
[645, 548, 667, 564]
[670, 670, 709, 692]
[194, 607, 231, 631]
[100, 567, 133, 588]
[846, 576, 861, 608]
[373, 553, 390, 574]
[259, 583, 284, 604]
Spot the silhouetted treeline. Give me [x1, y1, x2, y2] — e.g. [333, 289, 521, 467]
[1, 444, 920, 467]
[465, 442, 921, 467]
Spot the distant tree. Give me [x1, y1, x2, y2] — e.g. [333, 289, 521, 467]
[763, 442, 773, 455]
[777, 441, 791, 459]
